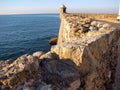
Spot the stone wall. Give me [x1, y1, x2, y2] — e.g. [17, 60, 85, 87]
[52, 5, 120, 90]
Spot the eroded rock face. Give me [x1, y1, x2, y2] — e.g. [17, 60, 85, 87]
[52, 13, 120, 90]
[57, 14, 115, 45]
[40, 59, 80, 90]
[0, 52, 80, 90]
[49, 37, 58, 45]
[0, 54, 40, 89]
[32, 51, 44, 58]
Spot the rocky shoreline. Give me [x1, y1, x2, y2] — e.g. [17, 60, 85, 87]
[0, 5, 120, 90]
[0, 52, 81, 90]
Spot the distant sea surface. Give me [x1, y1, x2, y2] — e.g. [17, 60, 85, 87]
[0, 14, 60, 60]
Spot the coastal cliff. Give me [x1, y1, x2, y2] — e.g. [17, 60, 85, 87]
[52, 5, 120, 90]
[0, 5, 120, 90]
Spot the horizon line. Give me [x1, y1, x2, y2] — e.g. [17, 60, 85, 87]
[0, 12, 117, 15]
[0, 13, 60, 15]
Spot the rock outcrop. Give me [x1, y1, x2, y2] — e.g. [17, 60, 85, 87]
[0, 54, 40, 89]
[51, 5, 120, 90]
[0, 53, 80, 90]
[49, 37, 58, 45]
[0, 5, 120, 90]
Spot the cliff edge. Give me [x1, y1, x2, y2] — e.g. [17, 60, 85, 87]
[51, 5, 120, 90]
[0, 5, 120, 90]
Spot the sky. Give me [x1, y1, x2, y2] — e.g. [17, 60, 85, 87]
[0, 0, 119, 14]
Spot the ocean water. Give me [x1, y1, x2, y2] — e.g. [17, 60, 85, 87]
[0, 14, 60, 60]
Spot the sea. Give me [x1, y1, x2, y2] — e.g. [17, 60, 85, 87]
[0, 14, 60, 60]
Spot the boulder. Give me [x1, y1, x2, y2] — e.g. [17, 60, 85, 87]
[32, 51, 44, 58]
[14, 55, 81, 90]
[40, 59, 80, 90]
[102, 23, 111, 29]
[89, 26, 98, 31]
[40, 52, 59, 60]
[83, 24, 90, 28]
[97, 22, 103, 28]
[91, 21, 98, 26]
[15, 54, 39, 71]
[84, 18, 92, 24]
[49, 38, 57, 45]
[41, 59, 79, 78]
[0, 55, 40, 89]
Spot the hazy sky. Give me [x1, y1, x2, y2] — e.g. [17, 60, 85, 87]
[0, 0, 119, 14]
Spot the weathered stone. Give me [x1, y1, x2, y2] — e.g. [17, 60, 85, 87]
[89, 26, 98, 31]
[91, 21, 98, 26]
[40, 59, 80, 90]
[49, 38, 58, 45]
[102, 23, 111, 29]
[82, 27, 90, 33]
[67, 79, 80, 90]
[0, 55, 40, 89]
[52, 28, 120, 90]
[40, 85, 51, 90]
[52, 9, 120, 90]
[16, 55, 39, 71]
[83, 24, 90, 28]
[32, 51, 44, 58]
[41, 59, 79, 78]
[97, 22, 103, 28]
[84, 18, 92, 24]
[40, 52, 58, 60]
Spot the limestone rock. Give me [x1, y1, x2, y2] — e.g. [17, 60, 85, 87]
[89, 26, 98, 31]
[15, 54, 39, 71]
[15, 55, 80, 90]
[67, 79, 80, 90]
[83, 24, 90, 28]
[97, 22, 103, 28]
[41, 59, 79, 78]
[40, 85, 51, 90]
[0, 54, 40, 89]
[84, 18, 92, 24]
[49, 37, 58, 45]
[40, 59, 80, 90]
[40, 52, 59, 60]
[52, 12, 120, 90]
[102, 23, 111, 29]
[32, 51, 44, 58]
[91, 21, 97, 26]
